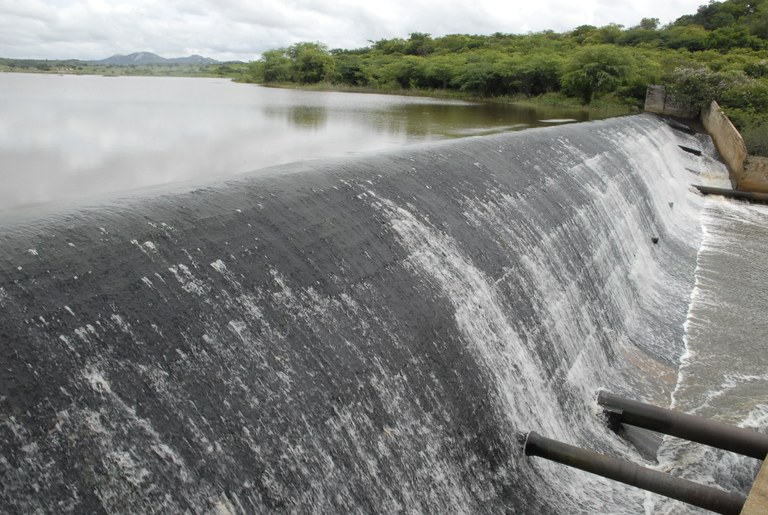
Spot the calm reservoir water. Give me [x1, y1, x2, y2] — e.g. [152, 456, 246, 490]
[0, 73, 596, 213]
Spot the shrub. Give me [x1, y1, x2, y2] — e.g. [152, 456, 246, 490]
[742, 122, 768, 156]
[721, 79, 768, 110]
[666, 66, 749, 108]
[561, 45, 638, 103]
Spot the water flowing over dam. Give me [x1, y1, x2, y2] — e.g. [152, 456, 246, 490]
[0, 114, 738, 512]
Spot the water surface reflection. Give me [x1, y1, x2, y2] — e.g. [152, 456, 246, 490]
[0, 74, 599, 213]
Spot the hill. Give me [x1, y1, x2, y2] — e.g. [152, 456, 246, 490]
[93, 52, 219, 66]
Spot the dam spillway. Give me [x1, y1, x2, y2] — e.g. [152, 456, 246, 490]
[0, 114, 738, 512]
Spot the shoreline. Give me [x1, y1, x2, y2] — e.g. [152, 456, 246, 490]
[0, 68, 637, 117]
[253, 81, 638, 116]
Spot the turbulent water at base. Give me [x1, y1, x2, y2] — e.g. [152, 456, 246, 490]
[650, 198, 768, 514]
[0, 114, 735, 513]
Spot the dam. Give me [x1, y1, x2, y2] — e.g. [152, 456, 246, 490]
[1, 113, 765, 513]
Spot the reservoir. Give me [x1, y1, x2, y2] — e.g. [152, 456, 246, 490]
[0, 73, 594, 214]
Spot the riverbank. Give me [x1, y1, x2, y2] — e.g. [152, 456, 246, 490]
[256, 82, 637, 118]
[1, 65, 637, 119]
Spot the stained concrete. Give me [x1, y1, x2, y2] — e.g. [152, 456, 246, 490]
[644, 85, 699, 118]
[701, 101, 748, 182]
[741, 457, 768, 514]
[739, 156, 768, 194]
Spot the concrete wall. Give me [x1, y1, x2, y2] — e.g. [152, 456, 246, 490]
[742, 459, 768, 515]
[644, 85, 666, 114]
[645, 89, 765, 192]
[701, 101, 748, 186]
[739, 156, 768, 194]
[644, 85, 698, 118]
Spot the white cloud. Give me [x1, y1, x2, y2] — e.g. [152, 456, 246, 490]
[0, 0, 706, 61]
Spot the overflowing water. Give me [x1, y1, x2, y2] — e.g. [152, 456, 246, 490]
[0, 113, 760, 513]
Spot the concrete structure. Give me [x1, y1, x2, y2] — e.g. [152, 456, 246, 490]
[644, 85, 666, 114]
[644, 85, 699, 118]
[739, 156, 768, 194]
[644, 87, 768, 193]
[701, 101, 749, 188]
[741, 459, 768, 514]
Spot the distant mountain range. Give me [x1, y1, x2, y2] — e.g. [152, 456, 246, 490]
[91, 52, 220, 66]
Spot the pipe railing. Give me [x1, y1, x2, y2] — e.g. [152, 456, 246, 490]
[597, 391, 768, 460]
[523, 431, 746, 515]
[693, 184, 768, 204]
[522, 393, 768, 513]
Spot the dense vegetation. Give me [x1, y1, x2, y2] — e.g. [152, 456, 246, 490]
[249, 0, 768, 155]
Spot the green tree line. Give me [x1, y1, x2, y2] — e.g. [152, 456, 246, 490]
[248, 0, 768, 155]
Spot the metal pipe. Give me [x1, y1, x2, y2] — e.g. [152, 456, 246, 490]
[523, 431, 746, 515]
[693, 184, 768, 204]
[598, 391, 768, 460]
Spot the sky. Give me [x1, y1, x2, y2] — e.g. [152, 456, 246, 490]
[0, 0, 708, 62]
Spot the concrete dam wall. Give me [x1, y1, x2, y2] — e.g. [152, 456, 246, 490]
[701, 101, 748, 183]
[0, 114, 714, 513]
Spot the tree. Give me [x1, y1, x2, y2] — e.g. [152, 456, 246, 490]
[745, 59, 768, 78]
[287, 43, 336, 84]
[584, 24, 625, 44]
[560, 45, 637, 103]
[383, 56, 427, 88]
[512, 53, 564, 95]
[706, 25, 763, 50]
[749, 2, 768, 38]
[721, 76, 768, 110]
[259, 49, 292, 82]
[639, 18, 660, 30]
[451, 51, 515, 96]
[434, 34, 485, 53]
[405, 33, 435, 56]
[618, 28, 663, 46]
[423, 55, 466, 89]
[666, 66, 747, 108]
[569, 25, 598, 44]
[335, 54, 370, 86]
[371, 38, 408, 54]
[662, 25, 709, 51]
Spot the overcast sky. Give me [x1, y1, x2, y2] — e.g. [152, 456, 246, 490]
[1, 0, 706, 62]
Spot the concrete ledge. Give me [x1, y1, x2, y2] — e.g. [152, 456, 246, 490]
[741, 457, 768, 514]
